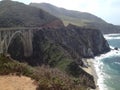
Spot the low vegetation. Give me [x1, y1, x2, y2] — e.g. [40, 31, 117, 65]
[0, 54, 86, 90]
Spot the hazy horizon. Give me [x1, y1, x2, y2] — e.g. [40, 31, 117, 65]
[2, 0, 120, 25]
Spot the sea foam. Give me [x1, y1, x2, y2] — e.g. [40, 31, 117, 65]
[94, 34, 120, 90]
[104, 33, 120, 40]
[94, 47, 120, 90]
[114, 62, 120, 65]
[94, 57, 108, 90]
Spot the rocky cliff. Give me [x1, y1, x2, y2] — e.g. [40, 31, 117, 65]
[33, 24, 110, 58]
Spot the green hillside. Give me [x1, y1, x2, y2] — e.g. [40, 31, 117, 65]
[30, 3, 120, 34]
[30, 3, 106, 26]
[0, 1, 58, 27]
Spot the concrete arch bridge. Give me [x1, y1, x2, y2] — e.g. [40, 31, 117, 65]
[0, 27, 41, 57]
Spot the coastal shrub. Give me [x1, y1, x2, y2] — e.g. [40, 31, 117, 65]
[35, 66, 86, 90]
[66, 61, 81, 77]
[0, 54, 87, 90]
[0, 55, 33, 76]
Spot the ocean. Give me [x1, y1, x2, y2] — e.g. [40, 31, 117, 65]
[94, 34, 120, 90]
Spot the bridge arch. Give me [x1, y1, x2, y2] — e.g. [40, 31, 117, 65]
[7, 31, 26, 48]
[7, 31, 26, 59]
[0, 28, 33, 57]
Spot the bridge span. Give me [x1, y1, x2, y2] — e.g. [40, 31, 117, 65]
[0, 27, 42, 57]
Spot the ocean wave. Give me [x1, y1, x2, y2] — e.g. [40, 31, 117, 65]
[104, 34, 120, 40]
[109, 46, 114, 49]
[114, 62, 120, 65]
[93, 58, 108, 90]
[95, 48, 120, 60]
[94, 47, 120, 90]
[94, 36, 120, 90]
[104, 36, 120, 40]
[104, 33, 120, 37]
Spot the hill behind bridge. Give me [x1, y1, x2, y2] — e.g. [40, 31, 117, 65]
[0, 0, 63, 28]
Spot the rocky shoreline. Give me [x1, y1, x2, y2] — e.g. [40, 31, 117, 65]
[82, 58, 99, 90]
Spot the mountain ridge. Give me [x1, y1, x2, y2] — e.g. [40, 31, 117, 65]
[0, 0, 63, 27]
[30, 3, 106, 24]
[30, 3, 120, 34]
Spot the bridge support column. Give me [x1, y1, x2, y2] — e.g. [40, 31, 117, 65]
[23, 30, 33, 57]
[0, 32, 2, 53]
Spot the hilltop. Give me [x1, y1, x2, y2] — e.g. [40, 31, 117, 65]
[30, 3, 106, 25]
[0, 0, 63, 27]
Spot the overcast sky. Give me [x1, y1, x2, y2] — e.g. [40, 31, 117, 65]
[11, 0, 120, 25]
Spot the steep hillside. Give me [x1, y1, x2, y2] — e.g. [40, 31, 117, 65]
[0, 54, 90, 90]
[0, 0, 63, 27]
[30, 3, 106, 25]
[30, 3, 120, 34]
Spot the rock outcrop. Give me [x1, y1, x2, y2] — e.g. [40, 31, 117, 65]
[34, 24, 110, 59]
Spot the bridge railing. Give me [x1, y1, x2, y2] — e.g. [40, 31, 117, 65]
[0, 27, 43, 31]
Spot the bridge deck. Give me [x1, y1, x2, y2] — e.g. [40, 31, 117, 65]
[0, 27, 42, 31]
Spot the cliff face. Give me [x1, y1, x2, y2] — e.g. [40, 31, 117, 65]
[67, 24, 110, 56]
[37, 24, 110, 58]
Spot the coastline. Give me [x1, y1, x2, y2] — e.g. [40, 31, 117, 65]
[82, 58, 99, 90]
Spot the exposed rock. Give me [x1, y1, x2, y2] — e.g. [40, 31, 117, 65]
[67, 62, 96, 89]
[114, 47, 118, 50]
[38, 24, 110, 59]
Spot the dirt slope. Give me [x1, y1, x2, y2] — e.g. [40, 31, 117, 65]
[0, 75, 37, 90]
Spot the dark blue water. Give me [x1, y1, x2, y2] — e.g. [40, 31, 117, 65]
[95, 34, 120, 90]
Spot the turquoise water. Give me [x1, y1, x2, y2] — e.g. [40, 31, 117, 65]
[94, 34, 120, 90]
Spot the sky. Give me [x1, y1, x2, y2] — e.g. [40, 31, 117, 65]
[11, 0, 120, 25]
